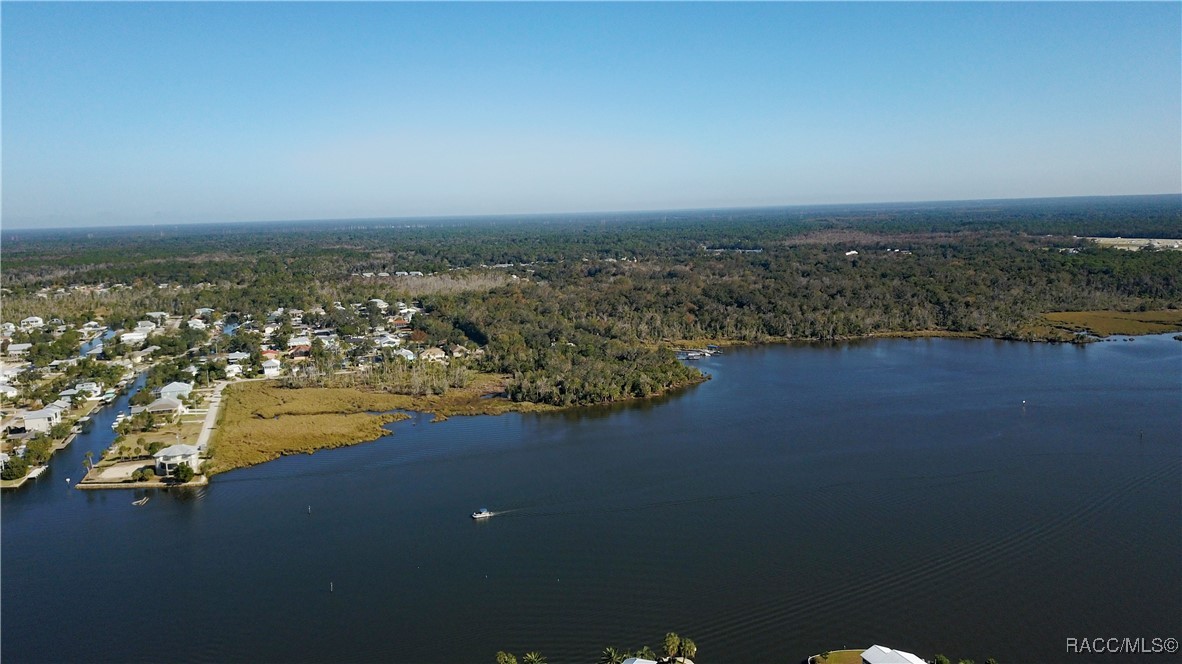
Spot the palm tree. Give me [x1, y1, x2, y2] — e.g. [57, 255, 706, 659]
[522, 652, 546, 664]
[600, 647, 626, 664]
[663, 633, 681, 661]
[494, 652, 518, 664]
[680, 638, 697, 661]
[637, 646, 658, 660]
[83, 451, 94, 472]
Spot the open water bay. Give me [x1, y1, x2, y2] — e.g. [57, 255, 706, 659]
[3, 335, 1179, 663]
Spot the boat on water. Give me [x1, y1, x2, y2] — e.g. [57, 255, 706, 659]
[471, 508, 492, 520]
[132, 497, 149, 506]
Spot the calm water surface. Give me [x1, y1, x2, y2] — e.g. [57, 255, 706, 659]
[3, 336, 1180, 663]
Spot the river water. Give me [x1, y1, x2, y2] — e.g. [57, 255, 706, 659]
[3, 336, 1179, 663]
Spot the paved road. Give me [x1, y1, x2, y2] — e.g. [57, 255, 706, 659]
[195, 381, 230, 450]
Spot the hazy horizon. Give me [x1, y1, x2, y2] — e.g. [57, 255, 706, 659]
[3, 2, 1180, 229]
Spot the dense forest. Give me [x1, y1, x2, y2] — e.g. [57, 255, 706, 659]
[4, 195, 1180, 405]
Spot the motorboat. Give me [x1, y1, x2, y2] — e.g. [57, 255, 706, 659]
[471, 508, 492, 520]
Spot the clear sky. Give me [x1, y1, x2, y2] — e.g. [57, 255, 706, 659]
[2, 2, 1179, 228]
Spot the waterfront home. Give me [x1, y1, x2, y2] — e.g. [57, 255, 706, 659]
[152, 444, 200, 476]
[158, 382, 193, 401]
[0, 452, 9, 469]
[145, 397, 187, 418]
[6, 343, 32, 357]
[262, 358, 282, 378]
[419, 347, 447, 363]
[120, 331, 148, 347]
[75, 382, 102, 398]
[861, 645, 926, 664]
[22, 407, 63, 433]
[226, 351, 251, 364]
[224, 364, 243, 379]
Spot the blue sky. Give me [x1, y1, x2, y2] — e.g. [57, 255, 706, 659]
[3, 2, 1179, 228]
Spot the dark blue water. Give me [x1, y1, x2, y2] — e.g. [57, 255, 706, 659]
[3, 336, 1180, 664]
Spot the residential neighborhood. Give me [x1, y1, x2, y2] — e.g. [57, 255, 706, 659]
[1, 295, 484, 490]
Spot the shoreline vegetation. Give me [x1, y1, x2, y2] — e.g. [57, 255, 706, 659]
[209, 374, 546, 474]
[209, 370, 713, 475]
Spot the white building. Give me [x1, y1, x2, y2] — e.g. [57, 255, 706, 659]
[159, 381, 193, 401]
[153, 444, 200, 476]
[19, 316, 44, 331]
[262, 358, 282, 378]
[1, 322, 17, 337]
[187, 319, 207, 330]
[418, 347, 447, 363]
[394, 348, 416, 362]
[22, 407, 62, 433]
[134, 320, 157, 333]
[226, 351, 251, 364]
[145, 312, 170, 322]
[120, 331, 148, 347]
[224, 364, 243, 379]
[0, 384, 19, 400]
[861, 645, 927, 664]
[6, 343, 32, 357]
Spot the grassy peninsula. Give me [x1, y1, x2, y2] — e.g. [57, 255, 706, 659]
[208, 375, 558, 474]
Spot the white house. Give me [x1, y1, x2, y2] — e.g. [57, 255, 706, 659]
[394, 348, 416, 362]
[145, 311, 170, 323]
[19, 316, 44, 331]
[194, 307, 215, 317]
[22, 407, 62, 433]
[153, 444, 200, 476]
[0, 452, 10, 469]
[287, 336, 312, 348]
[6, 343, 32, 357]
[1, 322, 17, 337]
[262, 358, 282, 378]
[134, 320, 158, 333]
[375, 334, 401, 348]
[0, 384, 19, 400]
[224, 364, 243, 379]
[368, 298, 389, 312]
[75, 382, 102, 398]
[226, 351, 251, 364]
[861, 645, 927, 664]
[159, 381, 193, 401]
[186, 319, 207, 330]
[418, 347, 447, 363]
[120, 331, 148, 347]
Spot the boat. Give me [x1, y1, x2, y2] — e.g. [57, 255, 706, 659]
[471, 508, 492, 520]
[132, 497, 149, 506]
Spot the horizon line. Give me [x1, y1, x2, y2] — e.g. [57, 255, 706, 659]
[4, 192, 1179, 233]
